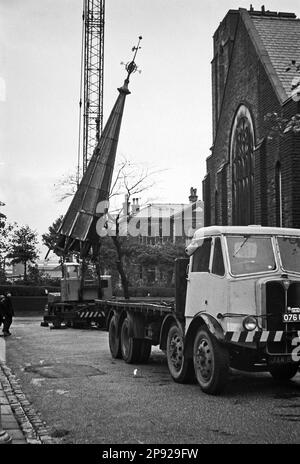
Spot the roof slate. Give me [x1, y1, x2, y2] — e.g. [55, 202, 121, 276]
[250, 15, 300, 100]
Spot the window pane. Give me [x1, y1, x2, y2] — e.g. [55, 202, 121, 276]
[192, 238, 212, 272]
[278, 236, 300, 273]
[212, 237, 225, 276]
[226, 235, 275, 275]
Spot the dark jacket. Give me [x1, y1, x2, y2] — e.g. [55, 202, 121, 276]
[0, 297, 5, 317]
[2, 296, 14, 317]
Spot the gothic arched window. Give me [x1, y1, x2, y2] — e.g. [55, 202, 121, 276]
[230, 105, 255, 225]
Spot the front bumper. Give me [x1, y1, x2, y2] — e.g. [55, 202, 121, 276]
[224, 330, 300, 355]
[224, 330, 300, 343]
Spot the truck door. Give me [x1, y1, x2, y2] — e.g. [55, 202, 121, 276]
[207, 236, 228, 316]
[185, 236, 227, 321]
[185, 237, 212, 319]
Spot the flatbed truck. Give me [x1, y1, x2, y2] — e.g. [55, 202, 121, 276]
[94, 225, 300, 394]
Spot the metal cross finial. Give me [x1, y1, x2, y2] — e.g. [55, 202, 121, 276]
[121, 36, 143, 81]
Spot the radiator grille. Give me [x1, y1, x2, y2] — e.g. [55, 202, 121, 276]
[265, 281, 300, 331]
[265, 281, 300, 354]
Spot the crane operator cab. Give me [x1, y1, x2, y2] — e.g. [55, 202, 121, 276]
[61, 262, 112, 302]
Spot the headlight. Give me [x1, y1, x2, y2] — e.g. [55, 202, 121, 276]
[243, 315, 257, 331]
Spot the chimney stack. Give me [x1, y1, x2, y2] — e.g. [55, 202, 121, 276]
[131, 198, 140, 214]
[189, 187, 198, 203]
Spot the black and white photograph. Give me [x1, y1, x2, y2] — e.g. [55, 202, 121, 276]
[0, 0, 300, 452]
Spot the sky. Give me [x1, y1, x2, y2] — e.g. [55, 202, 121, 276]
[1, 0, 300, 258]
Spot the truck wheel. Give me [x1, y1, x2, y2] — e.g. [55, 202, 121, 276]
[120, 318, 140, 363]
[193, 327, 229, 394]
[268, 363, 299, 382]
[139, 340, 151, 363]
[109, 316, 122, 359]
[167, 324, 194, 383]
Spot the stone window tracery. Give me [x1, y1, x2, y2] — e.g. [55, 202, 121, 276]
[230, 105, 255, 225]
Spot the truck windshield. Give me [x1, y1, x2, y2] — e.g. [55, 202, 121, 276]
[226, 235, 276, 275]
[277, 236, 300, 273]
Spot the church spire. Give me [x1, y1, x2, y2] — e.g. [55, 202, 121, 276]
[56, 38, 142, 257]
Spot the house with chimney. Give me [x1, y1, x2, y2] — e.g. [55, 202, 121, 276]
[120, 187, 203, 245]
[110, 188, 203, 287]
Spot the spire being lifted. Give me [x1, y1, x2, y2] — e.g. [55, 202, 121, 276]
[56, 37, 143, 258]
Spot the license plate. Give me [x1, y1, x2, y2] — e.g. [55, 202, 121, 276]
[282, 313, 300, 323]
[268, 355, 292, 364]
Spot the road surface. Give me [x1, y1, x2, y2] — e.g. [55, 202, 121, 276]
[4, 317, 300, 444]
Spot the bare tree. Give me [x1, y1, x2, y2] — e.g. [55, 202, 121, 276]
[54, 158, 160, 205]
[102, 158, 162, 299]
[54, 170, 82, 203]
[53, 158, 163, 298]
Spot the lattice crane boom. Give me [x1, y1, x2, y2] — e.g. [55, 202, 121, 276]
[81, 0, 105, 174]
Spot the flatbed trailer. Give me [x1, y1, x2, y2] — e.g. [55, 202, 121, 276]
[95, 298, 176, 363]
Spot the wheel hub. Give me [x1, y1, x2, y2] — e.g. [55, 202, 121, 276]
[195, 339, 213, 381]
[170, 334, 183, 370]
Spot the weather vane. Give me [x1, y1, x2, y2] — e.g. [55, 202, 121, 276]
[121, 36, 142, 82]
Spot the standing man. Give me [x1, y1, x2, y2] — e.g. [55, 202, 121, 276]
[2, 293, 14, 337]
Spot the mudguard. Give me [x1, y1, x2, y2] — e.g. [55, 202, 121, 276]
[184, 313, 225, 359]
[159, 314, 183, 351]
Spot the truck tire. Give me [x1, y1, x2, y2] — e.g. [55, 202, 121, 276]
[139, 340, 152, 363]
[193, 326, 229, 394]
[109, 316, 122, 359]
[166, 324, 195, 383]
[120, 318, 140, 364]
[268, 363, 299, 382]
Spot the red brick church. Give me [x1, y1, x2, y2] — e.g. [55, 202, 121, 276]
[203, 7, 300, 228]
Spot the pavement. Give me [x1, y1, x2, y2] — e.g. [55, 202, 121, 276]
[0, 334, 55, 445]
[0, 332, 26, 444]
[0, 386, 27, 444]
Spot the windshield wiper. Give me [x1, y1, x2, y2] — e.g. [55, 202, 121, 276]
[233, 236, 250, 257]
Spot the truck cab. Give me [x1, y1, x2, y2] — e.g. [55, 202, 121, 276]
[165, 226, 300, 394]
